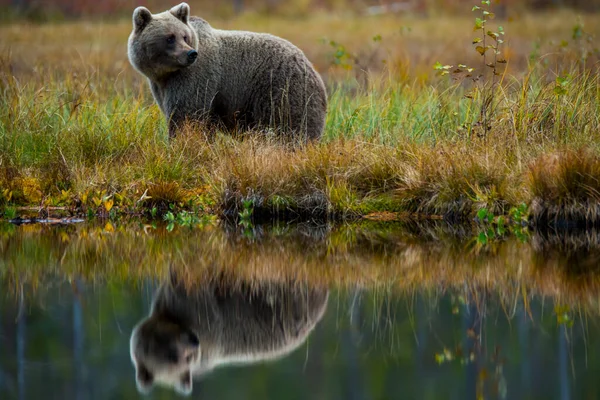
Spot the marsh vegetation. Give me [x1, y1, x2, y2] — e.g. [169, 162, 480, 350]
[1, 3, 600, 229]
[3, 3, 600, 398]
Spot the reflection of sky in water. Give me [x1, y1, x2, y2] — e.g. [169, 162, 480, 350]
[1, 222, 600, 399]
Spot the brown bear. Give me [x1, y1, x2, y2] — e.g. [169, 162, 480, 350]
[129, 275, 329, 396]
[127, 2, 328, 141]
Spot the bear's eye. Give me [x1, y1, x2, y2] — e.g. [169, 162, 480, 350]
[183, 35, 188, 44]
[167, 35, 176, 45]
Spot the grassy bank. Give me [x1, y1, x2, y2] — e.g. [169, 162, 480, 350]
[1, 10, 600, 227]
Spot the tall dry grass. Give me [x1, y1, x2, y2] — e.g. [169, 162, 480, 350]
[1, 10, 600, 225]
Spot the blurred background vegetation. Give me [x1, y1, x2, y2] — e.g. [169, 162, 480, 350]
[0, 0, 599, 21]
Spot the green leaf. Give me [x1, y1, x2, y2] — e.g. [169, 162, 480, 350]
[518, 203, 528, 214]
[554, 86, 567, 96]
[477, 232, 488, 245]
[434, 62, 454, 72]
[473, 37, 483, 44]
[497, 216, 506, 236]
[475, 45, 487, 55]
[556, 75, 571, 86]
[472, 6, 481, 11]
[573, 23, 583, 40]
[477, 208, 489, 221]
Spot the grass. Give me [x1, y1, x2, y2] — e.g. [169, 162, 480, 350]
[1, 10, 600, 227]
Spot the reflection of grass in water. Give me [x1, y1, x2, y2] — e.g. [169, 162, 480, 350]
[2, 220, 600, 318]
[2, 221, 593, 399]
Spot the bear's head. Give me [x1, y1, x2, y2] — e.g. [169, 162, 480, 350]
[127, 2, 200, 81]
[130, 316, 201, 396]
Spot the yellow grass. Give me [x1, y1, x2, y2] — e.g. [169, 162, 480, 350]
[2, 10, 598, 81]
[1, 10, 600, 226]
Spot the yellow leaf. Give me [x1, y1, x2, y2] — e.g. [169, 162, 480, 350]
[104, 199, 114, 212]
[435, 353, 445, 365]
[60, 232, 70, 243]
[104, 222, 114, 233]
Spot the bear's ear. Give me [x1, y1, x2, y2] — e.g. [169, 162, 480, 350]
[176, 370, 193, 396]
[135, 363, 154, 394]
[133, 7, 152, 33]
[170, 2, 190, 24]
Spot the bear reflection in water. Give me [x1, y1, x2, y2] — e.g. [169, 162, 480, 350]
[130, 274, 329, 396]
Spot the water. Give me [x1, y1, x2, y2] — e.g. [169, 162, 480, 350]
[1, 220, 600, 400]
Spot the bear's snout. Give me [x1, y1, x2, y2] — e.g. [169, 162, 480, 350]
[187, 50, 198, 64]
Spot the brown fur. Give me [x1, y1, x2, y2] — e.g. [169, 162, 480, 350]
[130, 275, 329, 396]
[128, 3, 328, 141]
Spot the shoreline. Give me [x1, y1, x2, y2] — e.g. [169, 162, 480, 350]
[3, 180, 600, 231]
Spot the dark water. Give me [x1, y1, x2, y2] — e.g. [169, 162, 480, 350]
[1, 220, 600, 400]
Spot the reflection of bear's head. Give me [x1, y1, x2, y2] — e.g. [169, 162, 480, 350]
[130, 275, 329, 396]
[130, 315, 200, 396]
[127, 2, 201, 81]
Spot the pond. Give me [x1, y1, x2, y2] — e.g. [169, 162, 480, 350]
[1, 220, 599, 399]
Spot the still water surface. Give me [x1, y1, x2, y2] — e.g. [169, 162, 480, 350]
[1, 220, 599, 400]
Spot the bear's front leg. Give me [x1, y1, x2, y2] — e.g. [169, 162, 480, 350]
[168, 119, 179, 139]
[167, 112, 186, 140]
